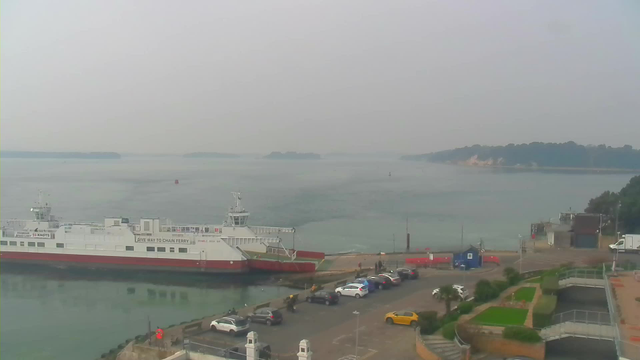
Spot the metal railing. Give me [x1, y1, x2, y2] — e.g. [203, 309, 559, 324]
[551, 310, 611, 326]
[557, 268, 604, 280]
[602, 263, 640, 360]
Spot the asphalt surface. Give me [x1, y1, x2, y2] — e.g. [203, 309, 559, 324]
[187, 248, 633, 360]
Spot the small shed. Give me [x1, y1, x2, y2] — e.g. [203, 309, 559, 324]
[453, 245, 483, 270]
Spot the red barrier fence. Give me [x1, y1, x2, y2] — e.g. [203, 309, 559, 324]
[483, 255, 500, 265]
[405, 256, 452, 266]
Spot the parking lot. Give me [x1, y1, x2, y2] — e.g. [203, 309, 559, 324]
[187, 248, 622, 359]
[188, 267, 496, 359]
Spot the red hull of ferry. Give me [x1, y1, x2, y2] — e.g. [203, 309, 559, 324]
[0, 251, 249, 273]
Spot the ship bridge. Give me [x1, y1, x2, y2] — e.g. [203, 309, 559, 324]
[227, 192, 249, 227]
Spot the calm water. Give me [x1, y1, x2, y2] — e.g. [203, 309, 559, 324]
[0, 157, 634, 360]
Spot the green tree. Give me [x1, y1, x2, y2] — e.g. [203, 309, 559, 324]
[503, 267, 521, 285]
[585, 175, 640, 233]
[437, 285, 460, 314]
[474, 279, 499, 302]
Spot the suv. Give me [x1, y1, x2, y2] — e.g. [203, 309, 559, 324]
[395, 268, 419, 280]
[210, 315, 250, 336]
[432, 285, 469, 300]
[335, 283, 369, 298]
[306, 290, 339, 305]
[247, 307, 283, 326]
[367, 275, 392, 290]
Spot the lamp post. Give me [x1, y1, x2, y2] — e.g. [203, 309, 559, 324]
[518, 235, 523, 274]
[353, 310, 360, 359]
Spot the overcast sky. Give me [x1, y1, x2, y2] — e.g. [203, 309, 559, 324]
[1, 1, 639, 154]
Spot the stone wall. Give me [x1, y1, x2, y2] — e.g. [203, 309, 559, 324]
[470, 334, 544, 360]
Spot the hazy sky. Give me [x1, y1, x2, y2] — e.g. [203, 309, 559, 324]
[2, 1, 639, 154]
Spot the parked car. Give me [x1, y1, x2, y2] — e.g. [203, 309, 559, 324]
[353, 278, 376, 292]
[210, 315, 250, 336]
[432, 285, 469, 300]
[367, 275, 392, 290]
[247, 307, 283, 326]
[384, 310, 419, 327]
[306, 290, 340, 305]
[379, 273, 402, 286]
[335, 283, 369, 298]
[396, 268, 419, 280]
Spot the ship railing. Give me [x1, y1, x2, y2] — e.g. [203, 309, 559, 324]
[249, 226, 295, 234]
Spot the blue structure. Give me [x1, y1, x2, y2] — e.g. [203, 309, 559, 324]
[453, 245, 482, 270]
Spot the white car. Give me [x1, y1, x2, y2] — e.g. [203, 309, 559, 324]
[210, 315, 250, 336]
[432, 285, 469, 300]
[335, 283, 369, 298]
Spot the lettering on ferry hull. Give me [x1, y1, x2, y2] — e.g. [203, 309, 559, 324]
[135, 237, 195, 245]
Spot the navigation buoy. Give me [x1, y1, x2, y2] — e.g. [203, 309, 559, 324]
[175, 179, 179, 185]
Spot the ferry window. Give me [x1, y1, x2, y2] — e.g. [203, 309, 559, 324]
[28, 242, 36, 247]
[157, 247, 166, 252]
[144, 221, 150, 232]
[146, 246, 155, 252]
[204, 227, 210, 233]
[170, 247, 175, 252]
[0, 241, 7, 245]
[9, 241, 17, 246]
[37, 242, 45, 247]
[20, 241, 24, 246]
[178, 248, 187, 253]
[126, 246, 134, 251]
[56, 243, 64, 248]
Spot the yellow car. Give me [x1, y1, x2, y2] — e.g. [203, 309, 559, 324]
[385, 310, 419, 327]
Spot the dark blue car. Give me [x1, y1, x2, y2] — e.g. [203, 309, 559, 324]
[353, 278, 376, 293]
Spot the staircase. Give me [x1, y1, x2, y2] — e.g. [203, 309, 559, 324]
[540, 321, 615, 341]
[422, 336, 463, 360]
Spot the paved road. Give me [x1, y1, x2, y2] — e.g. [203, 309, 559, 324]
[189, 248, 625, 360]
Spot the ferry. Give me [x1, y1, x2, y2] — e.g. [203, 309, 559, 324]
[0, 192, 322, 273]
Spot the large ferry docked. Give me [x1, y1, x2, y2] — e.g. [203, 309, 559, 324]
[0, 192, 322, 273]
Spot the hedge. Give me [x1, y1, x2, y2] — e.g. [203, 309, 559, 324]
[491, 280, 509, 293]
[442, 322, 457, 340]
[418, 311, 440, 335]
[440, 312, 460, 326]
[474, 279, 500, 302]
[502, 326, 542, 343]
[457, 301, 474, 315]
[541, 275, 559, 295]
[532, 295, 557, 328]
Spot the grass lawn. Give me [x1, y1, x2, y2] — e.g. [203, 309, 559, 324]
[525, 277, 542, 284]
[472, 307, 528, 326]
[513, 287, 536, 302]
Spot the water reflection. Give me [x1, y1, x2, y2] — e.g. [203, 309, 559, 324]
[0, 264, 290, 360]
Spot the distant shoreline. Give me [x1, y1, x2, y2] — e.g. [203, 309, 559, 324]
[1, 151, 121, 159]
[440, 162, 640, 173]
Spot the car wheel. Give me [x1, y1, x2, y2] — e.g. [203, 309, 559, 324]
[229, 330, 236, 336]
[266, 320, 272, 326]
[210, 325, 217, 331]
[336, 291, 341, 296]
[307, 297, 312, 303]
[386, 318, 394, 325]
[410, 321, 417, 328]
[355, 294, 361, 299]
[325, 300, 331, 305]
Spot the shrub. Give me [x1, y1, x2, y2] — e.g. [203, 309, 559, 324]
[441, 321, 457, 340]
[503, 267, 522, 285]
[457, 301, 474, 315]
[440, 312, 460, 326]
[418, 311, 440, 335]
[502, 326, 542, 343]
[532, 295, 557, 328]
[541, 275, 559, 295]
[491, 280, 509, 293]
[474, 279, 499, 302]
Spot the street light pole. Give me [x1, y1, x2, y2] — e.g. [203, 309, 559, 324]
[518, 235, 523, 274]
[353, 310, 360, 359]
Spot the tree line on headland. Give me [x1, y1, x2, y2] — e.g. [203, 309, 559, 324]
[401, 142, 640, 170]
[585, 175, 640, 234]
